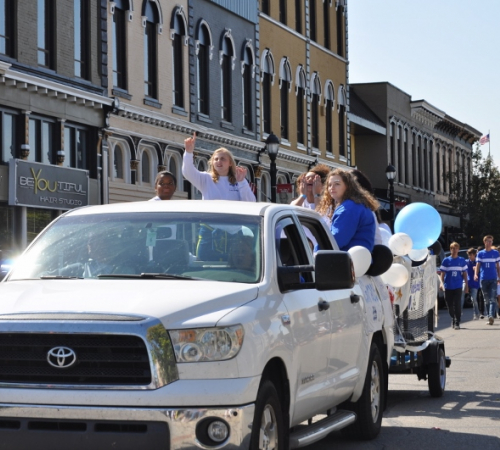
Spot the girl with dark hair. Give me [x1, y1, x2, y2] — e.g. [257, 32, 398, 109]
[291, 164, 330, 210]
[149, 171, 177, 201]
[317, 168, 379, 252]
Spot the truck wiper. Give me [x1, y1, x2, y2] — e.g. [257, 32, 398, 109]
[40, 275, 84, 280]
[97, 273, 202, 280]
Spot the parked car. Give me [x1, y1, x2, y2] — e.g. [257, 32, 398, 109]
[0, 201, 394, 450]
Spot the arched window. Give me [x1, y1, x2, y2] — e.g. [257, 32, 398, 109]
[310, 73, 321, 149]
[336, 1, 345, 57]
[324, 81, 335, 154]
[296, 66, 306, 146]
[141, 150, 150, 183]
[171, 7, 187, 108]
[220, 31, 235, 122]
[260, 172, 270, 202]
[143, 1, 160, 99]
[261, 49, 275, 135]
[279, 58, 292, 141]
[242, 42, 255, 131]
[196, 21, 212, 116]
[114, 145, 124, 179]
[337, 84, 346, 157]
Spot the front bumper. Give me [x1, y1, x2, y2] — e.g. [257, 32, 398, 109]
[0, 402, 255, 450]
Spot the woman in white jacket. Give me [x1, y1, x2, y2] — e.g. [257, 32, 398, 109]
[182, 132, 256, 202]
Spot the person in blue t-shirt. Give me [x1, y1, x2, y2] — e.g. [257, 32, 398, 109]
[465, 248, 481, 319]
[474, 235, 500, 325]
[316, 169, 379, 252]
[440, 242, 468, 330]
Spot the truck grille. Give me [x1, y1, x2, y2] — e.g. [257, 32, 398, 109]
[0, 333, 151, 386]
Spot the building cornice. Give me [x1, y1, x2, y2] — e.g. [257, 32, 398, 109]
[0, 61, 112, 110]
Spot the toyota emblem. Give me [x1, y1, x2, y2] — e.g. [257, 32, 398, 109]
[47, 346, 77, 369]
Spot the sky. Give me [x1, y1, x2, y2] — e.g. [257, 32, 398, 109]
[348, 1, 500, 164]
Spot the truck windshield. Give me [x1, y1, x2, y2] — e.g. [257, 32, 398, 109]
[8, 212, 262, 284]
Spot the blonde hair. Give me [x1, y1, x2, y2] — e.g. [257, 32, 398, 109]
[207, 148, 237, 184]
[317, 168, 380, 219]
[450, 242, 460, 250]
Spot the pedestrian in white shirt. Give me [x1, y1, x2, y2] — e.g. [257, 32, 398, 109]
[182, 132, 256, 202]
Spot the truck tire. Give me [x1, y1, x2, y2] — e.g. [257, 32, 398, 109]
[428, 347, 446, 398]
[342, 342, 385, 440]
[250, 380, 285, 450]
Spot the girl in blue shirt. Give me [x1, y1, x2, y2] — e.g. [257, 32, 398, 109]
[317, 169, 379, 252]
[440, 242, 469, 329]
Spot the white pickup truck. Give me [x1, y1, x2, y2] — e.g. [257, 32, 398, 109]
[0, 201, 394, 450]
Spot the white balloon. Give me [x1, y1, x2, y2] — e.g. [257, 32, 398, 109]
[380, 263, 409, 287]
[348, 246, 372, 278]
[379, 227, 392, 247]
[388, 233, 413, 256]
[408, 247, 428, 261]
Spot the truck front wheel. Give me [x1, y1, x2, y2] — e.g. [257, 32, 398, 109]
[427, 347, 446, 398]
[342, 342, 385, 440]
[250, 380, 285, 450]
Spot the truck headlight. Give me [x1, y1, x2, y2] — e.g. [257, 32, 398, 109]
[169, 325, 244, 363]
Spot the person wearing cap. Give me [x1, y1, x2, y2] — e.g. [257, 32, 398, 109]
[150, 171, 177, 201]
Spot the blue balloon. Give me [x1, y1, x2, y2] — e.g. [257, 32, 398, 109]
[394, 203, 442, 250]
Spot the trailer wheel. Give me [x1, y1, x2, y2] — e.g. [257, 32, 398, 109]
[428, 348, 446, 397]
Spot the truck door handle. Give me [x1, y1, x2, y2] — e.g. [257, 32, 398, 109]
[318, 299, 330, 311]
[350, 294, 360, 304]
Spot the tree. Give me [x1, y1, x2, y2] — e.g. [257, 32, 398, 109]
[448, 144, 500, 246]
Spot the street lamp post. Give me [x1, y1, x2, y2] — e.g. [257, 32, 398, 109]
[265, 132, 280, 203]
[385, 164, 397, 231]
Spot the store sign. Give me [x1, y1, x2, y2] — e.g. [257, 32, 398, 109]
[277, 183, 293, 204]
[9, 159, 89, 210]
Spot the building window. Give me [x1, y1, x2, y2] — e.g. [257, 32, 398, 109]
[279, 0, 287, 25]
[338, 104, 345, 157]
[404, 128, 409, 183]
[436, 145, 441, 192]
[242, 46, 254, 131]
[310, 0, 317, 42]
[325, 83, 334, 154]
[412, 134, 417, 186]
[197, 24, 211, 116]
[296, 67, 306, 146]
[323, 0, 330, 49]
[397, 126, 403, 181]
[64, 124, 88, 169]
[114, 146, 124, 179]
[336, 3, 344, 57]
[390, 123, 395, 165]
[172, 12, 186, 108]
[262, 0, 270, 15]
[295, 0, 302, 33]
[261, 50, 274, 135]
[0, 0, 15, 57]
[144, 2, 159, 99]
[112, 2, 127, 90]
[74, 0, 90, 79]
[221, 36, 233, 122]
[1, 110, 16, 163]
[141, 151, 150, 183]
[279, 58, 291, 141]
[429, 142, 434, 191]
[417, 135, 422, 188]
[29, 117, 54, 165]
[310, 74, 321, 150]
[37, 0, 55, 69]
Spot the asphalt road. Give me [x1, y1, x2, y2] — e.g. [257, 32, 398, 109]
[305, 305, 500, 449]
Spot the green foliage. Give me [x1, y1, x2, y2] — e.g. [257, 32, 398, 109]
[448, 144, 500, 245]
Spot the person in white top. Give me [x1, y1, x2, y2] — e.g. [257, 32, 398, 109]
[290, 164, 330, 210]
[182, 132, 256, 202]
[149, 171, 177, 201]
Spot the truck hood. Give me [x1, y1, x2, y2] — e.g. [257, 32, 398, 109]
[0, 279, 259, 328]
